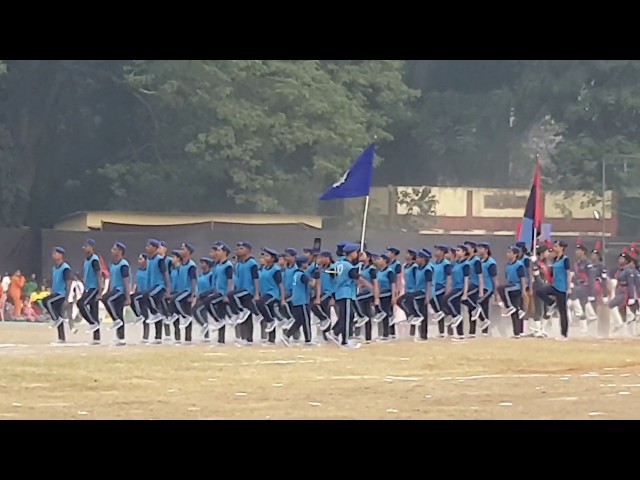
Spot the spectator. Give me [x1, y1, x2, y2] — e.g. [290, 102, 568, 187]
[30, 286, 50, 319]
[10, 270, 26, 317]
[0, 272, 7, 321]
[24, 274, 38, 298]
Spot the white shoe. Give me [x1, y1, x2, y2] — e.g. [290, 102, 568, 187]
[518, 309, 526, 320]
[477, 319, 491, 331]
[265, 321, 277, 333]
[471, 308, 482, 321]
[355, 316, 369, 328]
[110, 320, 124, 331]
[372, 312, 386, 323]
[342, 341, 361, 349]
[181, 316, 193, 328]
[319, 318, 331, 331]
[503, 307, 516, 317]
[281, 335, 292, 347]
[325, 332, 341, 346]
[87, 322, 101, 333]
[410, 316, 424, 326]
[236, 310, 252, 325]
[451, 315, 464, 328]
[432, 312, 445, 322]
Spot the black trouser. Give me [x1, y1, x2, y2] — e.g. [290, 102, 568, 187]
[207, 293, 228, 344]
[532, 280, 547, 321]
[41, 293, 66, 341]
[536, 285, 569, 337]
[430, 289, 448, 336]
[379, 295, 393, 339]
[143, 286, 170, 340]
[462, 286, 479, 336]
[77, 288, 100, 341]
[286, 304, 312, 343]
[497, 284, 523, 336]
[473, 289, 492, 335]
[256, 294, 279, 344]
[332, 298, 354, 345]
[194, 293, 216, 341]
[406, 292, 428, 340]
[443, 288, 464, 336]
[311, 293, 333, 341]
[103, 289, 126, 340]
[227, 290, 255, 342]
[174, 291, 193, 342]
[165, 292, 183, 341]
[355, 293, 374, 341]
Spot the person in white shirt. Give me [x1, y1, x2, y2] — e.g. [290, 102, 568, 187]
[68, 273, 85, 333]
[0, 272, 9, 321]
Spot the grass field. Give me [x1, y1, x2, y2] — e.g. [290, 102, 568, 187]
[1, 322, 640, 420]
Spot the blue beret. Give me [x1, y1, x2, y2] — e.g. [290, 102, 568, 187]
[509, 246, 520, 255]
[477, 242, 491, 249]
[380, 253, 391, 262]
[199, 257, 214, 265]
[434, 245, 448, 253]
[218, 243, 231, 253]
[159, 241, 167, 248]
[418, 249, 432, 259]
[303, 247, 318, 254]
[182, 243, 194, 254]
[408, 248, 418, 256]
[295, 255, 309, 266]
[386, 246, 400, 255]
[236, 241, 252, 250]
[85, 239, 96, 247]
[343, 243, 360, 254]
[262, 247, 279, 257]
[464, 241, 477, 249]
[456, 244, 469, 252]
[319, 250, 332, 258]
[284, 248, 298, 256]
[555, 240, 568, 248]
[54, 246, 65, 255]
[171, 249, 182, 257]
[515, 241, 527, 248]
[114, 242, 126, 253]
[147, 239, 160, 248]
[337, 241, 348, 248]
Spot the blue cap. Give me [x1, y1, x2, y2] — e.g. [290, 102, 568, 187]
[295, 255, 309, 267]
[419, 249, 432, 259]
[509, 246, 520, 255]
[217, 243, 231, 253]
[284, 248, 298, 256]
[159, 241, 168, 248]
[434, 245, 448, 253]
[236, 241, 252, 250]
[319, 250, 332, 258]
[147, 239, 160, 248]
[182, 243, 194, 254]
[464, 241, 477, 249]
[456, 244, 469, 252]
[477, 242, 491, 249]
[337, 241, 348, 248]
[449, 247, 457, 254]
[343, 243, 360, 255]
[380, 253, 391, 262]
[515, 241, 527, 249]
[262, 247, 279, 257]
[386, 246, 400, 255]
[85, 239, 96, 247]
[54, 246, 65, 255]
[171, 249, 182, 257]
[199, 257, 214, 265]
[555, 240, 568, 248]
[408, 248, 417, 256]
[114, 242, 126, 253]
[303, 247, 317, 254]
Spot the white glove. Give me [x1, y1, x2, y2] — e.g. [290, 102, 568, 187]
[628, 299, 636, 306]
[588, 297, 596, 302]
[602, 298, 609, 305]
[530, 255, 537, 262]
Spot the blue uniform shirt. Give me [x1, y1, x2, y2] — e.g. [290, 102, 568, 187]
[283, 265, 297, 295]
[137, 268, 148, 291]
[334, 259, 358, 301]
[467, 256, 482, 287]
[377, 267, 396, 294]
[83, 254, 100, 290]
[291, 269, 311, 306]
[214, 260, 234, 295]
[415, 264, 433, 293]
[481, 257, 498, 293]
[110, 259, 130, 293]
[404, 263, 418, 294]
[320, 264, 336, 296]
[432, 259, 452, 291]
[177, 260, 197, 293]
[197, 271, 214, 295]
[259, 265, 282, 300]
[451, 260, 470, 290]
[234, 257, 259, 295]
[552, 255, 571, 293]
[505, 260, 526, 290]
[52, 262, 71, 296]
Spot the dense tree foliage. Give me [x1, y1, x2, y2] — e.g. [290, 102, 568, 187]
[1, 60, 639, 231]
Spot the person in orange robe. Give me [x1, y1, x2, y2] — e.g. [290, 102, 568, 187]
[10, 271, 26, 317]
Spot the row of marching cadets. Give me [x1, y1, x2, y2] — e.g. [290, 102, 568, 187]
[528, 238, 640, 338]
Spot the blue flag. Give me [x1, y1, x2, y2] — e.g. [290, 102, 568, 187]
[319, 144, 375, 201]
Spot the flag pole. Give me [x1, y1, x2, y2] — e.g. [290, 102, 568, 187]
[533, 153, 541, 255]
[359, 196, 370, 253]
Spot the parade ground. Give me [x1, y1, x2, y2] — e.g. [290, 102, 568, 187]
[1, 322, 639, 420]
